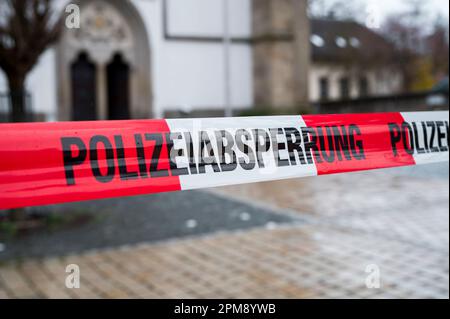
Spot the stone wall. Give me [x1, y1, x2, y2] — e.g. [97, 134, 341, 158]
[252, 0, 310, 109]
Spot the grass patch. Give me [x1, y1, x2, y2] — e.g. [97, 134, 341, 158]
[0, 209, 95, 241]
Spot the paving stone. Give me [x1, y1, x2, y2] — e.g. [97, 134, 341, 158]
[0, 164, 448, 298]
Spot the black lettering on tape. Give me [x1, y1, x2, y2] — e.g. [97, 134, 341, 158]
[270, 128, 290, 167]
[332, 125, 352, 161]
[198, 131, 221, 174]
[145, 133, 169, 178]
[166, 132, 189, 176]
[134, 134, 149, 178]
[436, 121, 448, 152]
[89, 135, 115, 183]
[114, 135, 139, 181]
[401, 122, 414, 155]
[285, 127, 307, 165]
[412, 123, 426, 154]
[253, 129, 271, 168]
[61, 137, 87, 186]
[216, 130, 238, 172]
[184, 132, 198, 175]
[317, 126, 335, 163]
[427, 121, 439, 153]
[236, 129, 256, 170]
[301, 127, 317, 165]
[389, 123, 402, 157]
[421, 122, 430, 152]
[348, 124, 365, 160]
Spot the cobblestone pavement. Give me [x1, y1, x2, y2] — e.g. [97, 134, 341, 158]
[215, 165, 450, 252]
[0, 165, 448, 298]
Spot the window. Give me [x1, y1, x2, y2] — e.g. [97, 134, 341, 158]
[311, 34, 325, 47]
[319, 77, 329, 101]
[339, 77, 350, 99]
[350, 37, 361, 48]
[335, 36, 347, 48]
[359, 77, 369, 97]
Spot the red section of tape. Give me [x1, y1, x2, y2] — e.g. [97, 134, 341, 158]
[0, 120, 181, 209]
[302, 112, 416, 175]
[1, 112, 440, 210]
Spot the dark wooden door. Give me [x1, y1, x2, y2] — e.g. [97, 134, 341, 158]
[107, 54, 130, 120]
[71, 53, 97, 121]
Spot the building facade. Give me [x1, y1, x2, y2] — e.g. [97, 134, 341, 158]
[0, 0, 402, 122]
[308, 18, 403, 103]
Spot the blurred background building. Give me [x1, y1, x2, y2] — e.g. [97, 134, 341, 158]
[0, 0, 448, 300]
[0, 0, 448, 122]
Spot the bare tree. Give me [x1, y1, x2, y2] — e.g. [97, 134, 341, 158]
[382, 15, 421, 92]
[382, 2, 449, 92]
[0, 0, 62, 122]
[427, 17, 449, 80]
[0, 1, 62, 220]
[308, 0, 365, 22]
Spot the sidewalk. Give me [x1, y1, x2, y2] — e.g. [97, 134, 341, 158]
[0, 222, 448, 298]
[0, 165, 448, 298]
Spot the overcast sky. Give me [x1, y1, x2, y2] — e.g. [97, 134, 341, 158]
[310, 0, 449, 27]
[371, 0, 449, 19]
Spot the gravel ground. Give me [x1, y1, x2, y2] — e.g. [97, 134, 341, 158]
[0, 190, 296, 261]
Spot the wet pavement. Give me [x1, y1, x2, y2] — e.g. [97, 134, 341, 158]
[216, 163, 449, 250]
[0, 163, 448, 298]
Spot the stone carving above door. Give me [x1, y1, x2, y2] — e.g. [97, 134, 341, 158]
[64, 0, 134, 65]
[57, 0, 152, 121]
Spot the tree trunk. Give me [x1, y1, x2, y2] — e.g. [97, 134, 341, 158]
[7, 74, 27, 123]
[6, 74, 28, 220]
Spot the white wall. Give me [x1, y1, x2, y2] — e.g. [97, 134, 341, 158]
[134, 0, 253, 118]
[369, 69, 403, 96]
[309, 64, 356, 101]
[0, 48, 57, 119]
[309, 63, 403, 102]
[27, 49, 57, 120]
[167, 0, 252, 37]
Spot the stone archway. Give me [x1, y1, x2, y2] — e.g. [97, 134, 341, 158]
[57, 0, 152, 121]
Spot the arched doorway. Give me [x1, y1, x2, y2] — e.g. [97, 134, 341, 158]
[71, 52, 97, 121]
[107, 53, 130, 120]
[57, 0, 152, 121]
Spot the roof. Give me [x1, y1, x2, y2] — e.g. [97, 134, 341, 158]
[310, 19, 396, 65]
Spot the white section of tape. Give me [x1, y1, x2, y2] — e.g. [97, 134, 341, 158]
[166, 116, 318, 190]
[401, 111, 450, 165]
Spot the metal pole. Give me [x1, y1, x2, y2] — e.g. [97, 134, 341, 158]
[223, 0, 232, 117]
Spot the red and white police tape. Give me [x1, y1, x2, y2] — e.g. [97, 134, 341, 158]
[0, 111, 448, 210]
